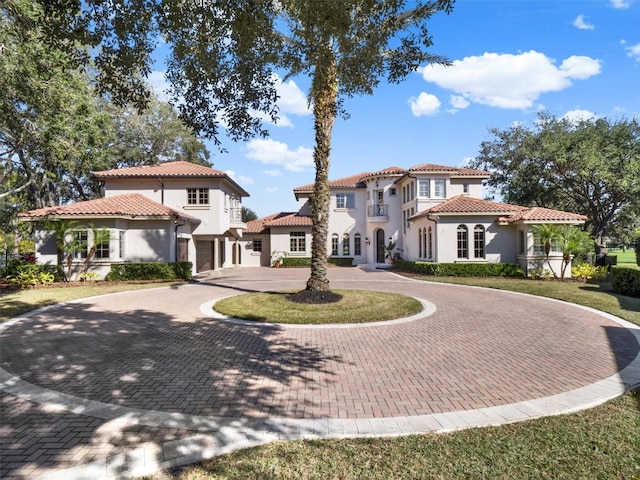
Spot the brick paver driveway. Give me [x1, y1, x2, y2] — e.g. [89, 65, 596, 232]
[1, 267, 639, 478]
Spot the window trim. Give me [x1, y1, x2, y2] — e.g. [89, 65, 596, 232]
[187, 187, 209, 206]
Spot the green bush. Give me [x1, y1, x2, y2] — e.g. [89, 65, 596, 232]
[395, 259, 525, 277]
[611, 267, 640, 298]
[636, 236, 640, 266]
[4, 259, 64, 287]
[281, 257, 311, 267]
[571, 263, 609, 281]
[328, 257, 354, 267]
[106, 262, 192, 281]
[279, 257, 355, 267]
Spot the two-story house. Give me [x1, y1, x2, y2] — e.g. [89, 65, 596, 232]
[242, 163, 587, 277]
[18, 161, 249, 277]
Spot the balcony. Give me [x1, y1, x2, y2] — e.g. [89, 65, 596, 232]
[367, 204, 389, 222]
[229, 207, 246, 229]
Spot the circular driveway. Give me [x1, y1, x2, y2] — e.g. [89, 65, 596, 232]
[1, 267, 639, 479]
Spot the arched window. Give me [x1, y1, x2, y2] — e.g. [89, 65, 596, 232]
[331, 233, 339, 256]
[343, 233, 350, 255]
[418, 228, 423, 258]
[427, 226, 433, 260]
[457, 225, 468, 259]
[354, 233, 362, 256]
[474, 225, 485, 258]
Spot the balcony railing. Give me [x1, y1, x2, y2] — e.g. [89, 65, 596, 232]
[229, 207, 243, 224]
[367, 204, 388, 217]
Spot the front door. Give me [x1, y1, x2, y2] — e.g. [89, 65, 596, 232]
[376, 229, 385, 263]
[195, 240, 214, 272]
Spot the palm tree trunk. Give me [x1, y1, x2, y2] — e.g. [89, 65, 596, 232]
[306, 52, 338, 292]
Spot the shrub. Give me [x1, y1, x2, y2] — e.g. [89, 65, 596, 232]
[4, 259, 64, 288]
[611, 267, 640, 298]
[571, 263, 609, 281]
[395, 259, 525, 277]
[281, 257, 311, 267]
[636, 236, 640, 266]
[106, 262, 193, 281]
[328, 257, 354, 267]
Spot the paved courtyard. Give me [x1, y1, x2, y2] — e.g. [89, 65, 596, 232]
[1, 267, 639, 479]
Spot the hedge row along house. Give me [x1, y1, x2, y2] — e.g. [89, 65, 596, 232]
[19, 161, 587, 278]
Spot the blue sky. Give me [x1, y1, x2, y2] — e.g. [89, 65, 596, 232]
[149, 0, 640, 217]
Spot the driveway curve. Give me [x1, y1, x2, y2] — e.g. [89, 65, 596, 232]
[1, 267, 639, 479]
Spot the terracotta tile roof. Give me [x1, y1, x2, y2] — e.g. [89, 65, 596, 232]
[410, 195, 586, 224]
[499, 207, 588, 223]
[18, 193, 199, 222]
[408, 163, 490, 177]
[93, 161, 228, 178]
[294, 172, 373, 192]
[361, 166, 407, 178]
[246, 212, 313, 232]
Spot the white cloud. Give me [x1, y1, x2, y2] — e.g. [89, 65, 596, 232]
[244, 138, 313, 172]
[257, 74, 311, 128]
[450, 95, 470, 109]
[418, 50, 601, 110]
[562, 109, 597, 123]
[408, 92, 441, 116]
[266, 187, 279, 193]
[262, 169, 283, 177]
[625, 42, 640, 61]
[610, 0, 631, 8]
[573, 14, 594, 30]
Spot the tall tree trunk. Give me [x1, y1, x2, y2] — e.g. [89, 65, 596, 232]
[306, 54, 338, 292]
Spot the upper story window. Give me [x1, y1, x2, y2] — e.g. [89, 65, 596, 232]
[187, 188, 209, 205]
[434, 179, 446, 198]
[389, 188, 396, 196]
[418, 179, 430, 198]
[335, 193, 355, 209]
[463, 183, 469, 194]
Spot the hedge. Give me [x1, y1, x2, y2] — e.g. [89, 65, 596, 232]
[636, 236, 640, 266]
[106, 261, 192, 281]
[395, 259, 525, 277]
[611, 267, 640, 298]
[280, 257, 354, 267]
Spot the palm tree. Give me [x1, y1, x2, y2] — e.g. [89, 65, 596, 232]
[556, 225, 591, 279]
[531, 223, 561, 279]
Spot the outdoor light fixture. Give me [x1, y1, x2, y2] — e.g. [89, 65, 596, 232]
[365, 237, 370, 246]
[375, 180, 379, 188]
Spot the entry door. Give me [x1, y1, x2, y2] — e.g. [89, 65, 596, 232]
[196, 240, 214, 272]
[376, 229, 385, 263]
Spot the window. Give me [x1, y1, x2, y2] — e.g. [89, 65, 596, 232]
[290, 232, 306, 252]
[343, 233, 350, 255]
[389, 188, 396, 196]
[73, 231, 88, 259]
[354, 234, 362, 256]
[119, 231, 126, 258]
[252, 239, 262, 252]
[434, 179, 446, 198]
[418, 179, 430, 197]
[518, 230, 526, 255]
[457, 225, 468, 259]
[418, 228, 423, 258]
[473, 225, 485, 258]
[95, 240, 110, 259]
[331, 233, 339, 255]
[533, 237, 560, 255]
[427, 226, 433, 259]
[335, 193, 355, 209]
[187, 188, 209, 205]
[463, 183, 469, 194]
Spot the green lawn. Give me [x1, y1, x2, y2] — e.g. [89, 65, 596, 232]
[145, 274, 640, 480]
[213, 290, 422, 323]
[608, 248, 638, 264]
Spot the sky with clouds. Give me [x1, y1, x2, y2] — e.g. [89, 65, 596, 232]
[149, 0, 640, 217]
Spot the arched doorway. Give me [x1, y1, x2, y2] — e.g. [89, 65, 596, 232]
[376, 229, 385, 263]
